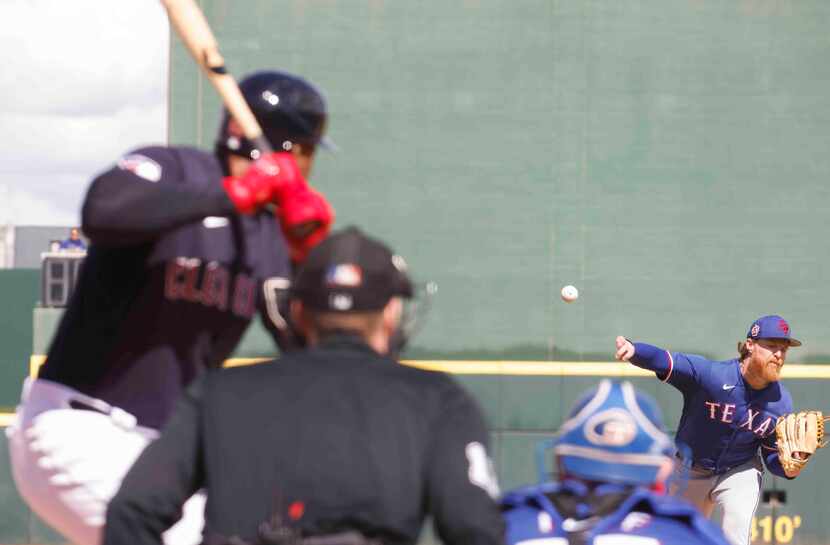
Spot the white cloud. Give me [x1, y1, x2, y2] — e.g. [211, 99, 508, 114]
[0, 183, 77, 226]
[0, 0, 169, 226]
[3, 103, 168, 172]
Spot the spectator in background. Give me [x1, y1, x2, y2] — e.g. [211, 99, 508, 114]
[59, 227, 87, 252]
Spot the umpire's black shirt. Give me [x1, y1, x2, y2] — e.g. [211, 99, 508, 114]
[105, 334, 505, 545]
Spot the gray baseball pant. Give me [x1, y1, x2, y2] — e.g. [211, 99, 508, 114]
[670, 456, 763, 545]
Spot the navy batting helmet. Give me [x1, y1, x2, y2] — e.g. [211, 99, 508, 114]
[554, 380, 675, 486]
[215, 71, 334, 166]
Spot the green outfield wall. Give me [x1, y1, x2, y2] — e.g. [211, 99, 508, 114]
[0, 271, 39, 410]
[169, 0, 830, 365]
[163, 2, 830, 533]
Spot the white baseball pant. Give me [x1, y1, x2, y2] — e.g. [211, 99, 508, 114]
[6, 378, 205, 545]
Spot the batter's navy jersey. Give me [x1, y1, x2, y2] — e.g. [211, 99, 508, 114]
[501, 481, 730, 545]
[630, 343, 792, 478]
[38, 146, 292, 429]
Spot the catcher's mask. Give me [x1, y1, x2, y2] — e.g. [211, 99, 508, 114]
[549, 380, 675, 487]
[388, 280, 437, 357]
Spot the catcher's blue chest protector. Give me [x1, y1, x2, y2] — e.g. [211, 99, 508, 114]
[501, 480, 730, 545]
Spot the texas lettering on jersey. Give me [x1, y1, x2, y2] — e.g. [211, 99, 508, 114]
[164, 257, 257, 319]
[703, 402, 775, 438]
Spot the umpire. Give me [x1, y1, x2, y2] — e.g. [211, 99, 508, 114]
[104, 226, 505, 545]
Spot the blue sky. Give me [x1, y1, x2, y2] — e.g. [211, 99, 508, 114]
[0, 0, 169, 226]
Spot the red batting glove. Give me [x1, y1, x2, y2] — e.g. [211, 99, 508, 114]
[267, 153, 306, 203]
[278, 187, 335, 263]
[222, 152, 304, 214]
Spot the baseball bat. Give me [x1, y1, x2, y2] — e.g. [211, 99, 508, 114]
[160, 0, 273, 155]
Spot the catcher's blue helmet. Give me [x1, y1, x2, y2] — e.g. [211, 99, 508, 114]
[553, 380, 675, 486]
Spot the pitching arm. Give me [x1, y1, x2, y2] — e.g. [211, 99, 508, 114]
[616, 337, 698, 390]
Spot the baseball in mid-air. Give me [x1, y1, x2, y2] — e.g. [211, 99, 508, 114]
[560, 285, 579, 303]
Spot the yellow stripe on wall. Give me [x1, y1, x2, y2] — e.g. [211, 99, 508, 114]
[7, 355, 830, 428]
[402, 360, 652, 376]
[29, 355, 45, 377]
[27, 354, 830, 379]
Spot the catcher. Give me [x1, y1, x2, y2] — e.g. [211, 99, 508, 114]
[502, 380, 731, 545]
[615, 315, 820, 545]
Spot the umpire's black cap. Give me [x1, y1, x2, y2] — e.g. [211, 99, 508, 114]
[291, 226, 413, 312]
